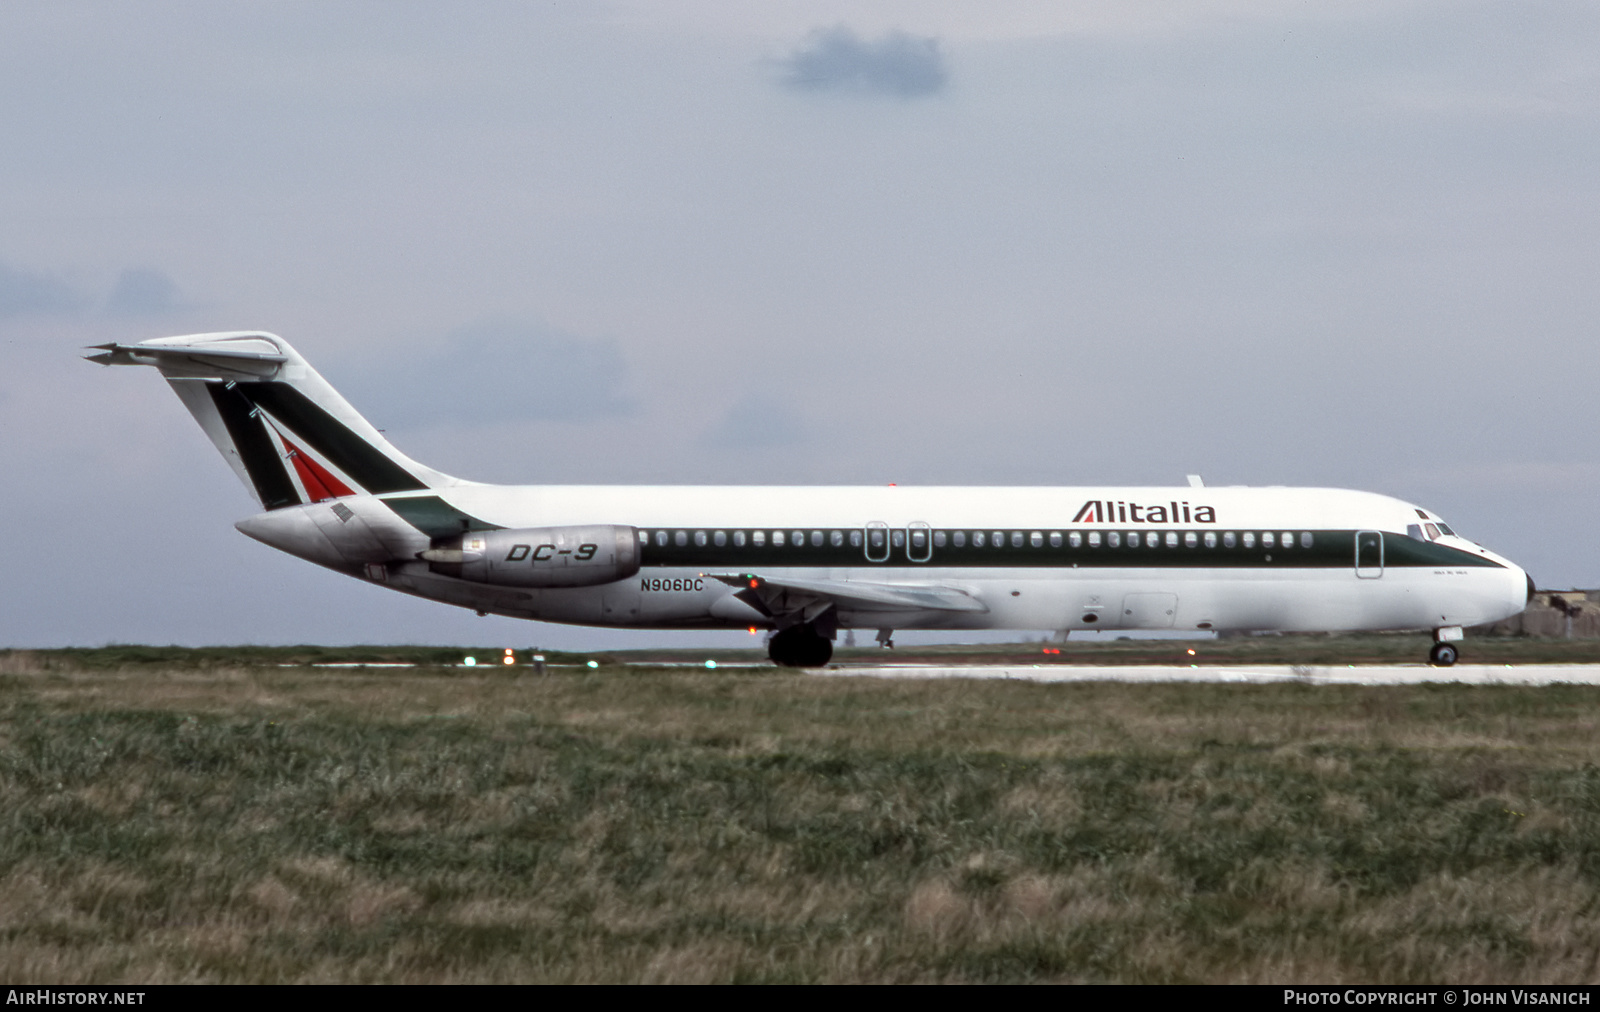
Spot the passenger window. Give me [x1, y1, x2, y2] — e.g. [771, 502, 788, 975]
[1300, 532, 1313, 548]
[1165, 531, 1179, 548]
[694, 531, 707, 547]
[733, 531, 746, 547]
[974, 531, 986, 547]
[1049, 532, 1062, 548]
[992, 531, 1004, 548]
[753, 530, 766, 547]
[1281, 532, 1293, 548]
[773, 531, 786, 547]
[792, 530, 804, 546]
[655, 530, 668, 547]
[892, 530, 906, 548]
[1242, 532, 1255, 549]
[910, 530, 926, 549]
[933, 531, 947, 548]
[830, 530, 844, 547]
[1109, 532, 1122, 548]
[713, 531, 726, 547]
[1223, 532, 1235, 548]
[1261, 532, 1275, 548]
[1068, 532, 1082, 548]
[674, 530, 688, 547]
[868, 529, 883, 549]
[1010, 531, 1023, 548]
[1088, 531, 1101, 547]
[811, 530, 823, 547]
[1028, 531, 1042, 548]
[1123, 532, 1135, 548]
[1204, 531, 1216, 548]
[850, 530, 863, 548]
[953, 531, 967, 547]
[1184, 532, 1197, 548]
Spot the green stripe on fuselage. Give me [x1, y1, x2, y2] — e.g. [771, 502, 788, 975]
[636, 529, 1502, 570]
[381, 495, 503, 539]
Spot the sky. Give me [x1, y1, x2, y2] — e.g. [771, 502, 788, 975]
[3, 1, 1598, 649]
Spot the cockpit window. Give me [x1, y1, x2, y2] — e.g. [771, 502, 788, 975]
[1424, 523, 1440, 540]
[1436, 523, 1455, 536]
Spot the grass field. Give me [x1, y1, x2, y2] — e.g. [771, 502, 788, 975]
[3, 644, 1600, 982]
[22, 630, 1600, 670]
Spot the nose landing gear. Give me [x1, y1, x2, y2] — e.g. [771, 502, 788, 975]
[1429, 626, 1463, 666]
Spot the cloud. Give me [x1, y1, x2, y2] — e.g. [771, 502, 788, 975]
[0, 261, 87, 318]
[104, 267, 185, 317]
[338, 319, 637, 428]
[777, 27, 948, 98]
[700, 394, 807, 449]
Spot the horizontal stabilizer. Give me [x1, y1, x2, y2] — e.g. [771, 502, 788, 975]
[87, 331, 459, 509]
[86, 335, 288, 379]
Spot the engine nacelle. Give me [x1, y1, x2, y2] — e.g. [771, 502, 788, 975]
[421, 525, 641, 588]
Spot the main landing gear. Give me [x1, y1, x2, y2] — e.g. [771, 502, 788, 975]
[768, 624, 834, 668]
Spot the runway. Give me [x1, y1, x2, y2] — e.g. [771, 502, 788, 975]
[813, 664, 1600, 686]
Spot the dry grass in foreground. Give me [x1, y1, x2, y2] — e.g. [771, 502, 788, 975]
[2, 655, 1600, 982]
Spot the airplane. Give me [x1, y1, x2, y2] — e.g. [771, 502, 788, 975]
[90, 331, 1533, 668]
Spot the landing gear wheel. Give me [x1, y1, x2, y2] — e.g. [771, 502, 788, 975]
[768, 625, 834, 668]
[1429, 642, 1459, 667]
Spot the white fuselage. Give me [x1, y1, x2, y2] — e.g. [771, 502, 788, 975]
[235, 483, 1531, 637]
[96, 332, 1532, 656]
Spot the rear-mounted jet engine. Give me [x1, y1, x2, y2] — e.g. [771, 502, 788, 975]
[421, 525, 640, 588]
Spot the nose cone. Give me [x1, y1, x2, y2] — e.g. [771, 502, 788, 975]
[1463, 542, 1535, 626]
[235, 506, 347, 569]
[1494, 560, 1536, 625]
[1492, 559, 1535, 624]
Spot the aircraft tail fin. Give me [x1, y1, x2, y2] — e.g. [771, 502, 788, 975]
[88, 332, 460, 509]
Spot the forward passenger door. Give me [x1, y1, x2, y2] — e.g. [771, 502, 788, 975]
[1355, 531, 1384, 579]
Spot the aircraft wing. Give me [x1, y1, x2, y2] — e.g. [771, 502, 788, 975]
[705, 572, 988, 623]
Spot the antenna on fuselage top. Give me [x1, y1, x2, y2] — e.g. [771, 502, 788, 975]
[1187, 474, 1205, 488]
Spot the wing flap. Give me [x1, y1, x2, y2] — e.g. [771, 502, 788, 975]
[706, 573, 988, 618]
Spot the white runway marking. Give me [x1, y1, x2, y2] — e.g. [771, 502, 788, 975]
[816, 664, 1600, 686]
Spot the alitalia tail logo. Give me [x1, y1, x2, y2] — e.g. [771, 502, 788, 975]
[1073, 500, 1216, 524]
